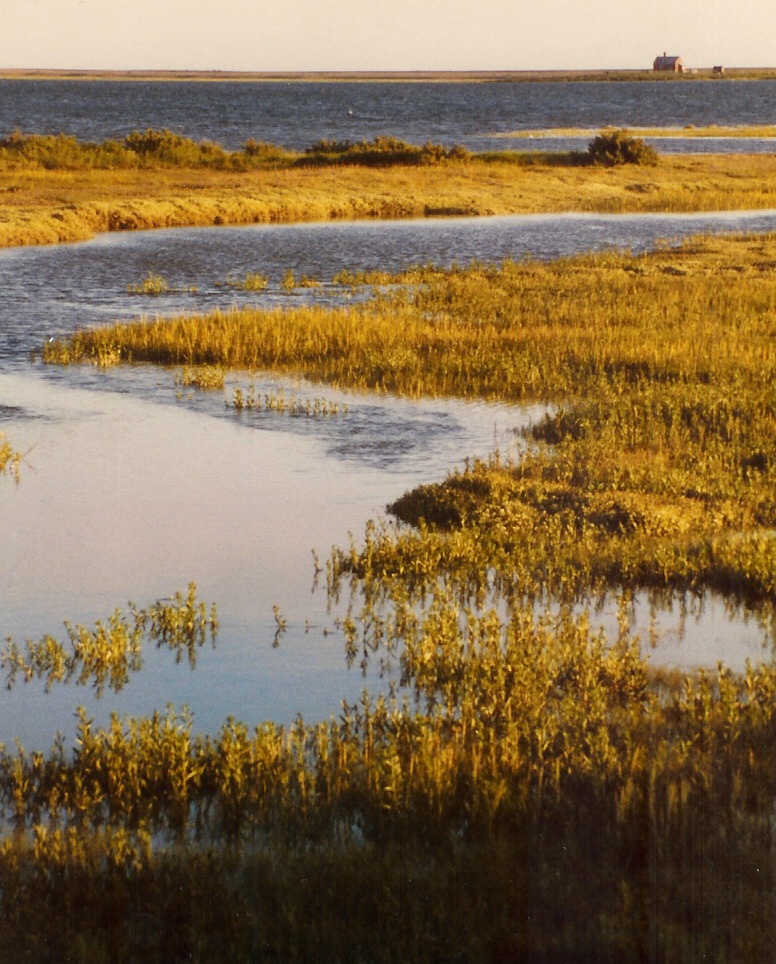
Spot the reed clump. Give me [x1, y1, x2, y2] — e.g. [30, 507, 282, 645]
[175, 365, 226, 390]
[128, 272, 170, 295]
[0, 433, 20, 480]
[217, 271, 269, 292]
[230, 386, 347, 416]
[0, 584, 217, 696]
[588, 128, 659, 167]
[301, 136, 470, 167]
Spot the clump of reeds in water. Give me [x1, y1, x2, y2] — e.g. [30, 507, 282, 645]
[128, 273, 198, 296]
[128, 272, 170, 296]
[230, 385, 347, 416]
[175, 365, 226, 390]
[0, 583, 217, 696]
[217, 272, 269, 292]
[0, 433, 20, 480]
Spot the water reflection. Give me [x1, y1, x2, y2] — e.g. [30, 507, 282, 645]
[0, 369, 534, 747]
[2, 210, 776, 746]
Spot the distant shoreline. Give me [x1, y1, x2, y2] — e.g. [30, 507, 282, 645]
[1, 67, 776, 83]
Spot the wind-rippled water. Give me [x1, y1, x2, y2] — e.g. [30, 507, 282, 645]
[2, 78, 776, 153]
[3, 82, 776, 746]
[5, 208, 776, 366]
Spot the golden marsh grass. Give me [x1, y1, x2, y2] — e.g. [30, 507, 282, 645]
[18, 231, 776, 959]
[0, 583, 217, 696]
[0, 433, 20, 479]
[3, 136, 776, 247]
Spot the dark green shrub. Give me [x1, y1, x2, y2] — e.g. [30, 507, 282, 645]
[588, 129, 658, 167]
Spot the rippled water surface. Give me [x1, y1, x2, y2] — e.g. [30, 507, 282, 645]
[2, 208, 776, 749]
[2, 78, 776, 152]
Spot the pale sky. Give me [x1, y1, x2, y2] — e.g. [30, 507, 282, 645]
[2, 0, 774, 72]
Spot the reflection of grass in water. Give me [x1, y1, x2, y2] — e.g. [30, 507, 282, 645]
[0, 583, 217, 696]
[23, 233, 776, 958]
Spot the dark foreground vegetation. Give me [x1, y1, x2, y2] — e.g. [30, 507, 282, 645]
[7, 232, 776, 960]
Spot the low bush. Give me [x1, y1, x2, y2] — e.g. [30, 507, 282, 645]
[588, 128, 659, 166]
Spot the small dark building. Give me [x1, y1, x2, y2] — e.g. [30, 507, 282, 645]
[653, 53, 684, 73]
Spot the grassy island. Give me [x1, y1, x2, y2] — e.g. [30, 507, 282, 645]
[2, 130, 776, 247]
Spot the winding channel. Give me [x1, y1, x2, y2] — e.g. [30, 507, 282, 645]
[1, 208, 775, 749]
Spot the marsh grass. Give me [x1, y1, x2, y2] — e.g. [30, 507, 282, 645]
[25, 232, 776, 959]
[0, 129, 296, 172]
[302, 136, 470, 167]
[1, 603, 776, 959]
[230, 386, 347, 416]
[175, 365, 226, 390]
[0, 433, 20, 480]
[0, 131, 469, 174]
[0, 584, 217, 696]
[4, 145, 776, 249]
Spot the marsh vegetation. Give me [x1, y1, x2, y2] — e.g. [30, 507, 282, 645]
[3, 129, 776, 248]
[0, 583, 217, 696]
[19, 231, 776, 959]
[0, 432, 20, 479]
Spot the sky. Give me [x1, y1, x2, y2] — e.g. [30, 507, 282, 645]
[1, 0, 775, 73]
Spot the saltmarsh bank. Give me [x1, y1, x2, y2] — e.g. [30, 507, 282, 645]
[2, 130, 776, 247]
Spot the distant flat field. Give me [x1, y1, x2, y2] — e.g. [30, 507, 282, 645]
[2, 68, 776, 83]
[3, 153, 776, 248]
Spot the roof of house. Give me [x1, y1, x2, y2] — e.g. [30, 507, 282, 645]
[653, 55, 683, 69]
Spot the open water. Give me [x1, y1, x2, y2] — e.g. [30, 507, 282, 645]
[1, 81, 776, 749]
[1, 77, 776, 153]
